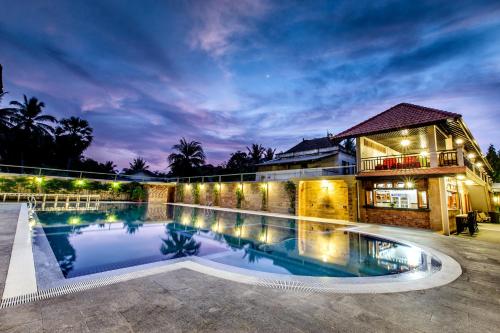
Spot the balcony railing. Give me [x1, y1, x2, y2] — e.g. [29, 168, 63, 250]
[361, 150, 459, 171]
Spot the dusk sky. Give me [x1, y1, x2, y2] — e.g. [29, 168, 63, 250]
[1, 0, 500, 171]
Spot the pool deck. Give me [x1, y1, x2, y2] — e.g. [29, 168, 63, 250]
[0, 204, 499, 332]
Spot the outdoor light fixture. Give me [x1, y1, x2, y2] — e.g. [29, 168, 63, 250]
[476, 162, 483, 167]
[321, 180, 331, 191]
[400, 139, 410, 147]
[465, 180, 475, 186]
[185, 183, 191, 189]
[200, 184, 205, 189]
[406, 181, 414, 189]
[34, 176, 43, 184]
[455, 138, 464, 145]
[467, 153, 476, 159]
[457, 175, 465, 180]
[111, 181, 120, 189]
[75, 179, 85, 187]
[420, 151, 429, 157]
[401, 129, 409, 136]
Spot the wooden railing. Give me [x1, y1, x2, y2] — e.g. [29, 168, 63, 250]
[361, 153, 430, 171]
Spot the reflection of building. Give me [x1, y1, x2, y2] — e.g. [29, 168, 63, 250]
[333, 103, 493, 233]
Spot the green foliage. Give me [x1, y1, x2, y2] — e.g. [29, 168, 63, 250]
[486, 144, 500, 182]
[284, 181, 296, 214]
[192, 183, 201, 204]
[0, 178, 17, 192]
[175, 184, 185, 202]
[43, 178, 73, 193]
[212, 185, 220, 206]
[235, 186, 244, 209]
[260, 184, 267, 211]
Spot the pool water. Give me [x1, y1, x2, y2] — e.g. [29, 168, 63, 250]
[33, 203, 440, 278]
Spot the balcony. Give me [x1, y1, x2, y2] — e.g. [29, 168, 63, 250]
[361, 150, 459, 171]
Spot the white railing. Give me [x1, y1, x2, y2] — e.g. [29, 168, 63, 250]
[1, 193, 101, 211]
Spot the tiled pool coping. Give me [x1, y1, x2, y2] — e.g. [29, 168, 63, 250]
[1, 203, 462, 307]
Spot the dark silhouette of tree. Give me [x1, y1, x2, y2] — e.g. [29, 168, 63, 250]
[343, 138, 356, 155]
[225, 151, 250, 172]
[247, 143, 265, 165]
[486, 144, 500, 182]
[55, 117, 93, 169]
[9, 95, 57, 135]
[124, 157, 150, 174]
[168, 138, 206, 176]
[263, 147, 276, 161]
[0, 92, 13, 129]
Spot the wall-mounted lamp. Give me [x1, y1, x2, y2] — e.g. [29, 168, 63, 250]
[467, 153, 476, 159]
[400, 139, 410, 147]
[455, 138, 464, 145]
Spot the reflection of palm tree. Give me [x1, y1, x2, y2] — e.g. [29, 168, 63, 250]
[122, 220, 143, 234]
[243, 243, 264, 263]
[160, 230, 201, 258]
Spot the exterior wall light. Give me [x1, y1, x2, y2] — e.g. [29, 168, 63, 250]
[455, 138, 464, 145]
[111, 181, 120, 189]
[457, 175, 465, 180]
[476, 162, 483, 167]
[401, 129, 409, 136]
[75, 179, 85, 187]
[400, 139, 410, 147]
[406, 181, 414, 189]
[34, 176, 44, 184]
[467, 153, 476, 159]
[420, 151, 429, 157]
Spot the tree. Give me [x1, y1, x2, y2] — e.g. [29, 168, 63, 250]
[124, 157, 150, 174]
[343, 138, 356, 155]
[0, 92, 12, 129]
[168, 138, 206, 177]
[246, 143, 265, 165]
[8, 95, 57, 136]
[263, 147, 276, 161]
[225, 151, 250, 172]
[55, 117, 93, 169]
[486, 144, 500, 182]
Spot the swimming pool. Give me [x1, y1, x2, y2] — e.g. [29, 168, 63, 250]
[33, 203, 440, 279]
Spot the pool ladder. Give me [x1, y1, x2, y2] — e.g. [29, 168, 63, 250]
[27, 195, 36, 218]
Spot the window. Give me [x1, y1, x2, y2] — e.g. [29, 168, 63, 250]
[366, 181, 428, 210]
[445, 177, 459, 210]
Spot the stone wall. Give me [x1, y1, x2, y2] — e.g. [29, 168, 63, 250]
[175, 181, 294, 215]
[145, 184, 173, 203]
[360, 207, 431, 229]
[298, 178, 357, 221]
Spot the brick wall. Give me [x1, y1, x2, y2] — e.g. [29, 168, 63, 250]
[145, 184, 172, 203]
[360, 207, 431, 229]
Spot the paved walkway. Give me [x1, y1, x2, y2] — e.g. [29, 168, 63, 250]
[0, 205, 499, 332]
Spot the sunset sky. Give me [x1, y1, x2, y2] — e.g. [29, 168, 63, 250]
[1, 0, 500, 170]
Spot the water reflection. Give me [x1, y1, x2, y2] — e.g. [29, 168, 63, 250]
[34, 203, 436, 279]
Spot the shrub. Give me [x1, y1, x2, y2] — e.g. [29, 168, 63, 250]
[192, 183, 200, 204]
[260, 184, 267, 211]
[0, 178, 17, 192]
[284, 181, 296, 214]
[235, 186, 244, 209]
[212, 185, 220, 206]
[43, 178, 73, 193]
[175, 184, 184, 202]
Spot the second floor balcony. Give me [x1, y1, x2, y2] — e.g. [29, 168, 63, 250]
[361, 150, 458, 171]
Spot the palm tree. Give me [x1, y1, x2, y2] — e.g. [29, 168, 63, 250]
[9, 95, 57, 135]
[247, 143, 265, 165]
[168, 138, 206, 176]
[343, 138, 356, 155]
[126, 157, 149, 174]
[0, 92, 13, 129]
[263, 147, 276, 161]
[56, 117, 93, 147]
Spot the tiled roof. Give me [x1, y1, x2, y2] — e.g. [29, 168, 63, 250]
[285, 137, 334, 154]
[334, 103, 461, 140]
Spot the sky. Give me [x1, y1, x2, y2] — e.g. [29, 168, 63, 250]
[1, 0, 500, 171]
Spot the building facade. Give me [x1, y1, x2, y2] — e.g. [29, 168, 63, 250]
[334, 103, 493, 233]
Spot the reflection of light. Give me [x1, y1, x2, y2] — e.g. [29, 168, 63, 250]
[106, 214, 117, 222]
[405, 248, 422, 267]
[234, 226, 242, 237]
[68, 217, 81, 225]
[185, 184, 191, 189]
[211, 223, 220, 233]
[321, 255, 328, 262]
[195, 216, 204, 228]
[181, 215, 190, 225]
[400, 139, 410, 147]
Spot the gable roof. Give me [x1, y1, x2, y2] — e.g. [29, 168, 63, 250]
[333, 103, 461, 140]
[285, 137, 335, 154]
